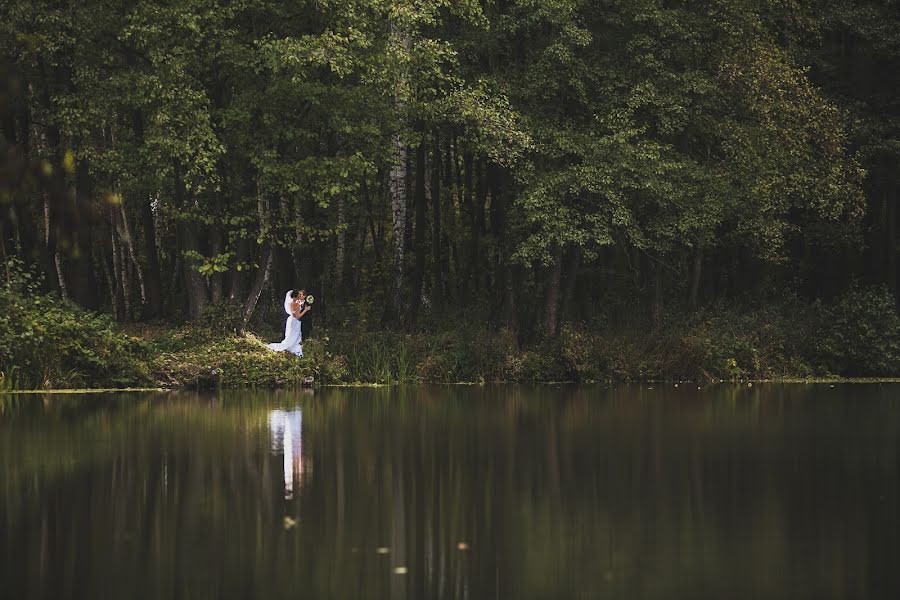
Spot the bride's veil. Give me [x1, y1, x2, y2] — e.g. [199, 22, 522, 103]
[283, 290, 294, 316]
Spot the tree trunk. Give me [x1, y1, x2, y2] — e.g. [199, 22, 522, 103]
[131, 111, 162, 318]
[410, 143, 427, 326]
[430, 133, 443, 313]
[333, 195, 346, 303]
[560, 245, 581, 324]
[119, 204, 146, 309]
[388, 132, 407, 319]
[889, 186, 897, 295]
[362, 176, 382, 263]
[70, 153, 98, 309]
[229, 237, 249, 304]
[101, 246, 120, 321]
[651, 257, 664, 329]
[462, 148, 473, 297]
[544, 247, 563, 337]
[141, 193, 163, 318]
[491, 164, 516, 331]
[110, 208, 127, 319]
[43, 193, 65, 297]
[178, 225, 208, 320]
[54, 251, 68, 300]
[875, 189, 887, 284]
[468, 157, 486, 294]
[209, 224, 224, 304]
[689, 243, 703, 309]
[239, 244, 273, 334]
[173, 161, 207, 320]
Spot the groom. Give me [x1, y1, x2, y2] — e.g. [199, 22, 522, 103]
[294, 289, 312, 338]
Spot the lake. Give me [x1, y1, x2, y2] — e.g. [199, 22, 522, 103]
[2, 384, 899, 599]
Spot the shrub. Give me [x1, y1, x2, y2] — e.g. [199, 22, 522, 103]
[0, 259, 151, 388]
[811, 286, 900, 376]
[556, 324, 597, 380]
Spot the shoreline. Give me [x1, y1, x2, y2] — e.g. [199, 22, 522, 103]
[6, 377, 900, 394]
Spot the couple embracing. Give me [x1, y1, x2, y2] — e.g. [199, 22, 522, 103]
[267, 289, 313, 357]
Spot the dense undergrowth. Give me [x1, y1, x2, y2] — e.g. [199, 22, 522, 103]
[0, 263, 152, 390]
[4, 262, 900, 389]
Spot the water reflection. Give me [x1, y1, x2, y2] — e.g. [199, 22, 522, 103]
[1, 385, 900, 599]
[268, 408, 306, 498]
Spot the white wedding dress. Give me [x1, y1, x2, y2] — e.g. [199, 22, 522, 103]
[267, 291, 303, 356]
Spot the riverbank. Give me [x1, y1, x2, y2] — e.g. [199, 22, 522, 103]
[4, 282, 900, 390]
[1, 319, 897, 391]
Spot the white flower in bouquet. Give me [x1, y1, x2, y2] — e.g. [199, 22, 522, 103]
[305, 295, 315, 305]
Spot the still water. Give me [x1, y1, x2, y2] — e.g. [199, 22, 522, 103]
[1, 385, 899, 599]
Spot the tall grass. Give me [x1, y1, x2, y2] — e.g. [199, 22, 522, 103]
[0, 367, 20, 391]
[346, 337, 419, 384]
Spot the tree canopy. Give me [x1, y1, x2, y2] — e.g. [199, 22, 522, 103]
[1, 0, 896, 338]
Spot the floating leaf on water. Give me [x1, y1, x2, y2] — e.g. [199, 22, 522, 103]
[457, 542, 468, 551]
[394, 567, 407, 575]
[283, 516, 297, 530]
[376, 547, 390, 554]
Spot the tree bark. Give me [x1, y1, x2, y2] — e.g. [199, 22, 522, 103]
[410, 143, 427, 326]
[119, 204, 146, 309]
[388, 132, 407, 319]
[689, 243, 703, 309]
[237, 193, 274, 333]
[651, 257, 664, 329]
[333, 194, 346, 303]
[110, 207, 127, 319]
[173, 161, 208, 320]
[362, 176, 383, 263]
[560, 245, 581, 324]
[889, 186, 897, 295]
[131, 111, 162, 318]
[209, 224, 224, 304]
[141, 193, 163, 318]
[491, 164, 516, 331]
[70, 153, 98, 309]
[229, 237, 249, 304]
[544, 247, 563, 337]
[100, 246, 120, 321]
[430, 133, 443, 313]
[467, 157, 486, 294]
[43, 193, 65, 297]
[239, 244, 273, 334]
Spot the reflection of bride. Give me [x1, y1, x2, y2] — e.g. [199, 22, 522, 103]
[267, 290, 303, 356]
[269, 409, 304, 499]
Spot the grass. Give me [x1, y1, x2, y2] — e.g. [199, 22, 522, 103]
[7, 297, 900, 389]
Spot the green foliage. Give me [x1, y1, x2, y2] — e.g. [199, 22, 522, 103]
[2, 0, 897, 382]
[0, 260, 151, 389]
[812, 286, 900, 376]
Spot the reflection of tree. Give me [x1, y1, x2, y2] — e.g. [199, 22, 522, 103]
[1, 385, 900, 599]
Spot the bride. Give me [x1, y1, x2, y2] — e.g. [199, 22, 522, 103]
[267, 290, 309, 357]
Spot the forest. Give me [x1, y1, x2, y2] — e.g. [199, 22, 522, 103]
[1, 0, 900, 387]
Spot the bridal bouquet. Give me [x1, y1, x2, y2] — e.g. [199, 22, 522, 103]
[305, 295, 315, 305]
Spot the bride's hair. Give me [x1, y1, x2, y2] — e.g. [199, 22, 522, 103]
[290, 289, 301, 299]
